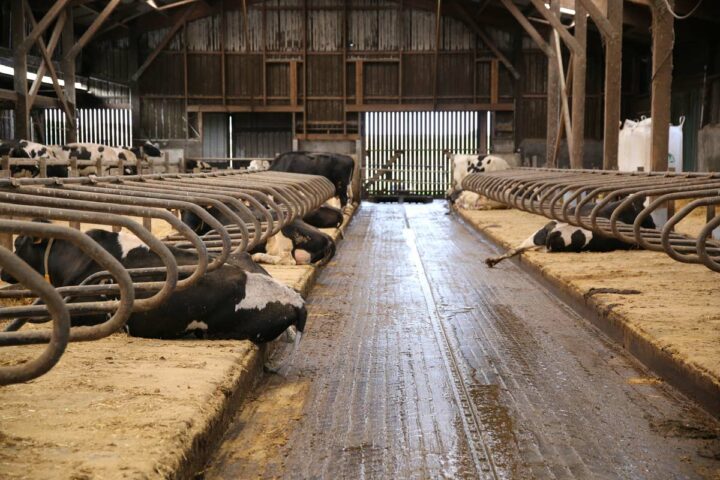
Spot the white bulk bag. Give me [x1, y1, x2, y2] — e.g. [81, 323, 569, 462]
[617, 116, 684, 172]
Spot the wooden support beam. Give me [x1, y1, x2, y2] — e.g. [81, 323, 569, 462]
[23, 0, 75, 130]
[528, 0, 583, 56]
[131, 4, 196, 82]
[128, 25, 141, 141]
[12, 0, 29, 140]
[570, 0, 587, 169]
[650, 0, 674, 172]
[290, 61, 298, 106]
[432, 0, 442, 110]
[28, 9, 65, 109]
[18, 0, 70, 53]
[554, 31, 573, 161]
[603, 0, 623, 170]
[0, 89, 60, 109]
[498, 0, 554, 58]
[575, 0, 616, 39]
[552, 55, 574, 166]
[545, 0, 561, 167]
[490, 59, 499, 104]
[453, 1, 520, 80]
[66, 0, 121, 60]
[355, 60, 364, 105]
[61, 6, 76, 142]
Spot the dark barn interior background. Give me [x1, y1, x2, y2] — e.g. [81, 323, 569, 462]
[1, 0, 720, 194]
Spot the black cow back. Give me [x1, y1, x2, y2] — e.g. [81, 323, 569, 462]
[270, 151, 354, 206]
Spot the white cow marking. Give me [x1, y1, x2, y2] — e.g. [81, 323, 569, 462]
[117, 231, 149, 259]
[554, 223, 592, 248]
[185, 320, 208, 331]
[235, 272, 304, 312]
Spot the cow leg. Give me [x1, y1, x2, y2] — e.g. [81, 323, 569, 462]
[293, 249, 313, 265]
[485, 221, 556, 268]
[251, 252, 296, 265]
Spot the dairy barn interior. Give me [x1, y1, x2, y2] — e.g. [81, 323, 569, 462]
[2, 0, 720, 478]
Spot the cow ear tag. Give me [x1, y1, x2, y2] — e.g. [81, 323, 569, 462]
[32, 237, 43, 245]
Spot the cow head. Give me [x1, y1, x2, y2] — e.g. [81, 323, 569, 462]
[469, 155, 510, 173]
[131, 142, 161, 158]
[248, 160, 270, 172]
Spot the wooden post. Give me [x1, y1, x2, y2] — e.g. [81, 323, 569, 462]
[1, 155, 10, 178]
[546, 0, 561, 167]
[12, 0, 29, 140]
[432, 0, 442, 110]
[128, 25, 141, 143]
[554, 33, 573, 160]
[552, 55, 574, 167]
[38, 157, 47, 178]
[603, 0, 623, 170]
[650, 0, 674, 172]
[571, 0, 587, 169]
[490, 59, 499, 104]
[290, 61, 298, 106]
[355, 60, 364, 105]
[0, 154, 11, 249]
[61, 6, 77, 143]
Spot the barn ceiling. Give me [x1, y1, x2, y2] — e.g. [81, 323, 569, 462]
[21, 0, 720, 47]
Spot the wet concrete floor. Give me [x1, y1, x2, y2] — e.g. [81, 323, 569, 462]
[204, 202, 720, 479]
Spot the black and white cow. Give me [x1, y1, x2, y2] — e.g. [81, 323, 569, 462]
[270, 151, 354, 207]
[250, 219, 336, 266]
[131, 142, 161, 159]
[0, 223, 307, 370]
[0, 140, 68, 177]
[185, 159, 212, 173]
[485, 196, 656, 267]
[302, 205, 344, 229]
[181, 206, 336, 266]
[54, 143, 121, 176]
[447, 154, 510, 209]
[248, 159, 270, 172]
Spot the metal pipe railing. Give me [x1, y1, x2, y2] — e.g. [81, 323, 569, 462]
[0, 169, 335, 385]
[462, 168, 720, 273]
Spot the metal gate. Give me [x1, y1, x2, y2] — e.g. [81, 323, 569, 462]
[43, 108, 133, 146]
[363, 111, 488, 198]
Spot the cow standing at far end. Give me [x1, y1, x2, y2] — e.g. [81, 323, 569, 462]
[270, 151, 354, 207]
[447, 154, 510, 210]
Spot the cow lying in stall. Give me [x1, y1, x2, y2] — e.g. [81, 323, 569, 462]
[485, 195, 656, 267]
[447, 154, 510, 210]
[0, 222, 306, 372]
[54, 142, 162, 176]
[303, 205, 343, 229]
[0, 140, 162, 177]
[181, 206, 337, 266]
[0, 139, 69, 177]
